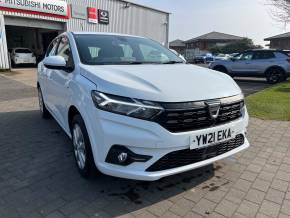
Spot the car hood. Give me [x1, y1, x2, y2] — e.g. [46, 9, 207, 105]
[80, 64, 241, 102]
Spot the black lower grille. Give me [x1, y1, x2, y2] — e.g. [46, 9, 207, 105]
[146, 134, 245, 172]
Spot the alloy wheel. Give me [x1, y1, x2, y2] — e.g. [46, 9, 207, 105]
[72, 124, 87, 170]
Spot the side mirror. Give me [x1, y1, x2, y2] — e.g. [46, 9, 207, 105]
[43, 56, 67, 70]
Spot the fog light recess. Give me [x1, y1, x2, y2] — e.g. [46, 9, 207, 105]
[105, 145, 152, 166]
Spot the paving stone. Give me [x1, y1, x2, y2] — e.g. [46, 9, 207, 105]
[232, 213, 248, 218]
[215, 199, 238, 217]
[252, 179, 271, 192]
[148, 200, 173, 217]
[204, 189, 227, 203]
[259, 200, 281, 218]
[245, 189, 265, 204]
[225, 188, 246, 204]
[278, 213, 290, 218]
[281, 200, 290, 216]
[184, 211, 203, 218]
[258, 171, 276, 182]
[236, 200, 259, 218]
[271, 179, 289, 192]
[240, 171, 258, 182]
[169, 198, 194, 217]
[233, 179, 252, 192]
[192, 199, 216, 216]
[256, 213, 272, 218]
[160, 211, 181, 218]
[265, 188, 285, 204]
[209, 212, 226, 218]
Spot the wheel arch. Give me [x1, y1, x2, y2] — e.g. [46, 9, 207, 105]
[68, 105, 81, 130]
[264, 65, 286, 76]
[213, 65, 228, 73]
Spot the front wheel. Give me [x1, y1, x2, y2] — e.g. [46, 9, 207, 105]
[266, 68, 284, 84]
[71, 115, 96, 178]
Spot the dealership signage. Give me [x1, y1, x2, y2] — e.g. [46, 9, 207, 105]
[98, 9, 109, 24]
[0, 0, 69, 19]
[71, 4, 86, 20]
[87, 7, 98, 23]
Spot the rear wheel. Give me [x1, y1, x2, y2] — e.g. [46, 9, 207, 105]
[266, 68, 284, 84]
[71, 114, 96, 178]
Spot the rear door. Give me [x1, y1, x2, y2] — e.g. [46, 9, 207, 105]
[252, 51, 276, 76]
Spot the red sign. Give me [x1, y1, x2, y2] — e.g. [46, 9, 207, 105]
[87, 7, 98, 23]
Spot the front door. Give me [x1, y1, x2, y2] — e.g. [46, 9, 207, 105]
[231, 51, 256, 76]
[46, 36, 74, 128]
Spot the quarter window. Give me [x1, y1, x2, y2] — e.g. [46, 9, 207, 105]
[254, 51, 275, 60]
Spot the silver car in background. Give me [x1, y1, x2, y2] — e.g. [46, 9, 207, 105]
[209, 49, 290, 84]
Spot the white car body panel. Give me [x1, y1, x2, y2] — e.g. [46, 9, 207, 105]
[37, 32, 250, 181]
[80, 64, 241, 102]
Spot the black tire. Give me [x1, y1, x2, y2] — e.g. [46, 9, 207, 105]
[37, 87, 51, 119]
[266, 68, 285, 84]
[266, 68, 286, 84]
[71, 114, 96, 178]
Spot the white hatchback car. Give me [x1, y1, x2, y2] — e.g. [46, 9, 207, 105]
[10, 48, 37, 66]
[37, 32, 249, 181]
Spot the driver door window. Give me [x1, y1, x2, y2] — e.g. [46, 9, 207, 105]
[238, 52, 254, 61]
[56, 36, 74, 70]
[46, 38, 59, 57]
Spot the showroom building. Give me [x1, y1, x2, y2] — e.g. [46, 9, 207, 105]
[0, 0, 169, 69]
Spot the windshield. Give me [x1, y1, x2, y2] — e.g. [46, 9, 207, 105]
[74, 34, 184, 65]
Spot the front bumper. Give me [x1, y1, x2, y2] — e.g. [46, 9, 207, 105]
[89, 107, 249, 181]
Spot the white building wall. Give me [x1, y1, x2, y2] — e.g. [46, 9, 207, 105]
[0, 14, 9, 69]
[66, 0, 169, 45]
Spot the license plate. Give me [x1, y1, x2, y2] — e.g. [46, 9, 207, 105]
[190, 128, 235, 150]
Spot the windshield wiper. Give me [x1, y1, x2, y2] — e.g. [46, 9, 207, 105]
[162, 61, 184, 64]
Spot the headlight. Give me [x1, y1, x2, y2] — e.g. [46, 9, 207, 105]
[91, 91, 164, 120]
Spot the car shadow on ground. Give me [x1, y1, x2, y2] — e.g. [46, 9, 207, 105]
[0, 110, 227, 217]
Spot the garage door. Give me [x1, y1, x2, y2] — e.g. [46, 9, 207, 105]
[4, 16, 64, 30]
